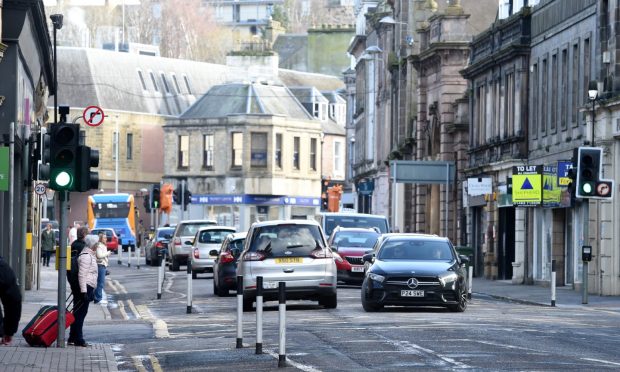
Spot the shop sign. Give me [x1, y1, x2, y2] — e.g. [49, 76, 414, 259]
[512, 165, 542, 206]
[542, 165, 561, 207]
[467, 177, 492, 196]
[557, 161, 573, 187]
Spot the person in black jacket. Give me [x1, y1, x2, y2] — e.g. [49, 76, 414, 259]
[0, 257, 22, 345]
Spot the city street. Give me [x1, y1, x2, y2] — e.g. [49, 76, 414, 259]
[89, 256, 620, 371]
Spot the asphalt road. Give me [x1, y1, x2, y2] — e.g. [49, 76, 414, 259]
[93, 257, 620, 371]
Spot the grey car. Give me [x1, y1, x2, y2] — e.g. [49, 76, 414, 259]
[169, 219, 217, 271]
[237, 220, 337, 311]
[189, 226, 236, 279]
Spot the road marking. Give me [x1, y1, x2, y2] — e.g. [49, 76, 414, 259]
[378, 336, 471, 369]
[131, 356, 148, 372]
[126, 299, 141, 319]
[117, 300, 129, 320]
[265, 350, 322, 372]
[107, 280, 119, 294]
[472, 339, 540, 352]
[113, 280, 128, 294]
[136, 304, 171, 339]
[581, 358, 620, 366]
[149, 354, 164, 372]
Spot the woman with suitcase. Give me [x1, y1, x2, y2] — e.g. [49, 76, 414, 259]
[68, 234, 98, 347]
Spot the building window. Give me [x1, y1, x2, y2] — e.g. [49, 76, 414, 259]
[160, 72, 170, 94]
[541, 58, 548, 134]
[203, 134, 214, 169]
[571, 44, 579, 126]
[310, 138, 317, 171]
[137, 70, 147, 90]
[251, 132, 268, 168]
[172, 74, 181, 94]
[126, 133, 133, 160]
[505, 73, 515, 137]
[532, 64, 539, 137]
[334, 141, 343, 174]
[476, 85, 485, 146]
[293, 136, 300, 170]
[231, 132, 243, 168]
[275, 133, 282, 169]
[551, 54, 558, 131]
[178, 135, 189, 168]
[183, 74, 193, 94]
[149, 71, 159, 92]
[561, 49, 568, 130]
[583, 38, 590, 106]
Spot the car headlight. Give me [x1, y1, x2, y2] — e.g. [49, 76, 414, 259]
[438, 273, 458, 286]
[368, 273, 385, 283]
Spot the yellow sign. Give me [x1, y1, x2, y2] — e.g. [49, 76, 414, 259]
[543, 173, 561, 205]
[56, 246, 71, 271]
[512, 173, 542, 205]
[26, 233, 32, 250]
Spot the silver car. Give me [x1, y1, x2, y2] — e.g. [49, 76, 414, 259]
[189, 226, 236, 279]
[169, 219, 217, 271]
[237, 220, 337, 311]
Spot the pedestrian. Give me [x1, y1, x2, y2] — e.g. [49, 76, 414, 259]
[41, 223, 56, 267]
[68, 234, 98, 347]
[94, 232, 110, 304]
[69, 223, 80, 245]
[0, 257, 22, 346]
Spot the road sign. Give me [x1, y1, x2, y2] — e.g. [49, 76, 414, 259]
[512, 165, 542, 206]
[390, 160, 455, 184]
[83, 106, 105, 127]
[34, 183, 47, 196]
[596, 182, 611, 197]
[467, 177, 492, 196]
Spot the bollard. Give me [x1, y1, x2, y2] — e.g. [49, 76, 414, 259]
[118, 245, 122, 265]
[187, 259, 193, 314]
[278, 281, 286, 368]
[256, 276, 263, 354]
[551, 260, 556, 307]
[136, 247, 141, 269]
[157, 252, 164, 300]
[582, 261, 589, 304]
[128, 246, 132, 268]
[236, 276, 243, 348]
[467, 265, 473, 300]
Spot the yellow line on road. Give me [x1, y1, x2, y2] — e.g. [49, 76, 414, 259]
[126, 299, 141, 319]
[136, 304, 170, 338]
[149, 354, 164, 372]
[131, 356, 147, 372]
[113, 279, 128, 294]
[117, 300, 129, 320]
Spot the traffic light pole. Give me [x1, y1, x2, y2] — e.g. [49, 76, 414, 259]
[57, 191, 68, 347]
[582, 200, 589, 304]
[181, 180, 186, 221]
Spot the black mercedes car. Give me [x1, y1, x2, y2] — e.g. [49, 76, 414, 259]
[361, 234, 469, 312]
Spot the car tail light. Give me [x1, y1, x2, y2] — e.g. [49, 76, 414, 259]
[174, 237, 181, 246]
[243, 252, 265, 261]
[155, 241, 163, 249]
[220, 252, 234, 264]
[193, 248, 200, 259]
[310, 248, 333, 259]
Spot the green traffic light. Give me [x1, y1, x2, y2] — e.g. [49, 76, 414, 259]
[582, 182, 593, 195]
[55, 171, 72, 187]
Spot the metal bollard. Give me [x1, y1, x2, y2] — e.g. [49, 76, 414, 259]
[187, 260, 193, 314]
[128, 246, 132, 268]
[236, 275, 243, 348]
[551, 260, 556, 307]
[256, 276, 263, 354]
[278, 281, 286, 368]
[117, 245, 122, 265]
[157, 252, 165, 300]
[136, 247, 141, 269]
[467, 265, 473, 300]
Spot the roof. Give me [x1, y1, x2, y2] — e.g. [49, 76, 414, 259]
[179, 82, 313, 120]
[278, 69, 345, 91]
[322, 120, 346, 136]
[250, 219, 321, 228]
[229, 232, 248, 240]
[321, 91, 347, 104]
[288, 86, 329, 105]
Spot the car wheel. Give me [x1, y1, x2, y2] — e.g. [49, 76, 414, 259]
[192, 271, 197, 279]
[361, 279, 382, 312]
[171, 256, 180, 271]
[448, 289, 468, 313]
[243, 296, 254, 312]
[319, 293, 337, 309]
[151, 256, 160, 267]
[214, 278, 227, 297]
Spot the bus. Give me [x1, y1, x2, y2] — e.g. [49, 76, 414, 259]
[87, 193, 137, 250]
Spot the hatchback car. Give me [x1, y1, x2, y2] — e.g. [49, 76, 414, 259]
[169, 219, 217, 271]
[237, 220, 337, 311]
[328, 227, 380, 283]
[89, 228, 119, 252]
[361, 234, 469, 312]
[189, 226, 236, 278]
[145, 227, 175, 266]
[213, 232, 247, 296]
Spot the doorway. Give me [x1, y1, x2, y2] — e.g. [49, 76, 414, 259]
[497, 207, 515, 280]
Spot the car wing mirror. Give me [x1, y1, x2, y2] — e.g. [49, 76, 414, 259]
[331, 244, 338, 252]
[231, 248, 240, 258]
[459, 255, 470, 264]
[362, 253, 375, 263]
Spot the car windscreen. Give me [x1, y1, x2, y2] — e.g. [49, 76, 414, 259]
[324, 216, 388, 236]
[178, 223, 215, 237]
[198, 229, 235, 244]
[378, 239, 454, 261]
[157, 228, 175, 239]
[333, 231, 379, 248]
[230, 238, 245, 251]
[249, 224, 324, 258]
[92, 229, 113, 238]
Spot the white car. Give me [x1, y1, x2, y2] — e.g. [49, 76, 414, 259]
[169, 219, 217, 271]
[189, 226, 236, 279]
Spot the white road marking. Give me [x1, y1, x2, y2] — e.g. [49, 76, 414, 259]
[581, 358, 620, 366]
[265, 349, 322, 372]
[379, 336, 471, 369]
[472, 339, 541, 352]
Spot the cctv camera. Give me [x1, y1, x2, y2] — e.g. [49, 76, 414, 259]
[50, 14, 64, 30]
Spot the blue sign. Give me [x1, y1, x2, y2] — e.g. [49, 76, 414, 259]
[192, 195, 244, 205]
[191, 194, 320, 206]
[557, 161, 573, 187]
[357, 180, 375, 195]
[283, 197, 321, 207]
[244, 195, 283, 205]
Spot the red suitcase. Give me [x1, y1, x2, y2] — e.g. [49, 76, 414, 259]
[22, 305, 75, 347]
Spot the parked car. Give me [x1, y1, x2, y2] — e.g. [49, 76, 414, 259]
[328, 227, 380, 283]
[189, 226, 236, 279]
[145, 227, 175, 266]
[316, 212, 390, 238]
[213, 232, 247, 296]
[361, 233, 469, 312]
[169, 219, 217, 271]
[237, 220, 337, 311]
[89, 228, 119, 252]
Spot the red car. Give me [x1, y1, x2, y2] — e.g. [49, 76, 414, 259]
[328, 227, 380, 284]
[89, 228, 119, 252]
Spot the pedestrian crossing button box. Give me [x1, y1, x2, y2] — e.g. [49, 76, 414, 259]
[582, 245, 592, 262]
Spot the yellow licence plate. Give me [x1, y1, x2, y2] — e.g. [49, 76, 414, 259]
[275, 257, 303, 264]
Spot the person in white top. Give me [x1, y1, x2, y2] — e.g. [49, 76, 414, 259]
[94, 232, 111, 304]
[68, 223, 80, 245]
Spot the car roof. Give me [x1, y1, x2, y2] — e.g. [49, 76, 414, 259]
[196, 226, 236, 232]
[91, 228, 115, 232]
[380, 233, 448, 242]
[157, 227, 175, 231]
[229, 232, 248, 240]
[332, 227, 380, 233]
[320, 212, 387, 218]
[177, 219, 217, 225]
[250, 219, 320, 228]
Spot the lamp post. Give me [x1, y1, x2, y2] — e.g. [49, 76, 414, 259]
[587, 80, 598, 146]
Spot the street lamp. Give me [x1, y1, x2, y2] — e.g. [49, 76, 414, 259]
[50, 14, 63, 125]
[588, 80, 598, 146]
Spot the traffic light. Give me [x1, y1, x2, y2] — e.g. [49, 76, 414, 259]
[49, 123, 80, 191]
[143, 194, 151, 213]
[576, 146, 615, 199]
[151, 185, 161, 209]
[75, 145, 99, 192]
[183, 188, 192, 211]
[173, 188, 181, 204]
[36, 131, 51, 181]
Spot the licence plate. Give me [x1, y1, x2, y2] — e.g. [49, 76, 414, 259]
[275, 257, 303, 264]
[263, 281, 278, 289]
[351, 266, 364, 273]
[401, 290, 424, 297]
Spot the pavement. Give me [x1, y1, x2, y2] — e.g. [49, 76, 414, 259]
[3, 259, 620, 372]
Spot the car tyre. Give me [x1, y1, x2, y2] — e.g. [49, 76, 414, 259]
[319, 293, 337, 309]
[361, 279, 382, 312]
[171, 256, 180, 271]
[145, 256, 151, 265]
[243, 296, 254, 312]
[448, 289, 468, 313]
[214, 278, 227, 297]
[192, 271, 197, 279]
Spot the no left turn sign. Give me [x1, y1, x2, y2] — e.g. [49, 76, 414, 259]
[83, 106, 105, 127]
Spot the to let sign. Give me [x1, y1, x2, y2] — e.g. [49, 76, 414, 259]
[512, 165, 542, 207]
